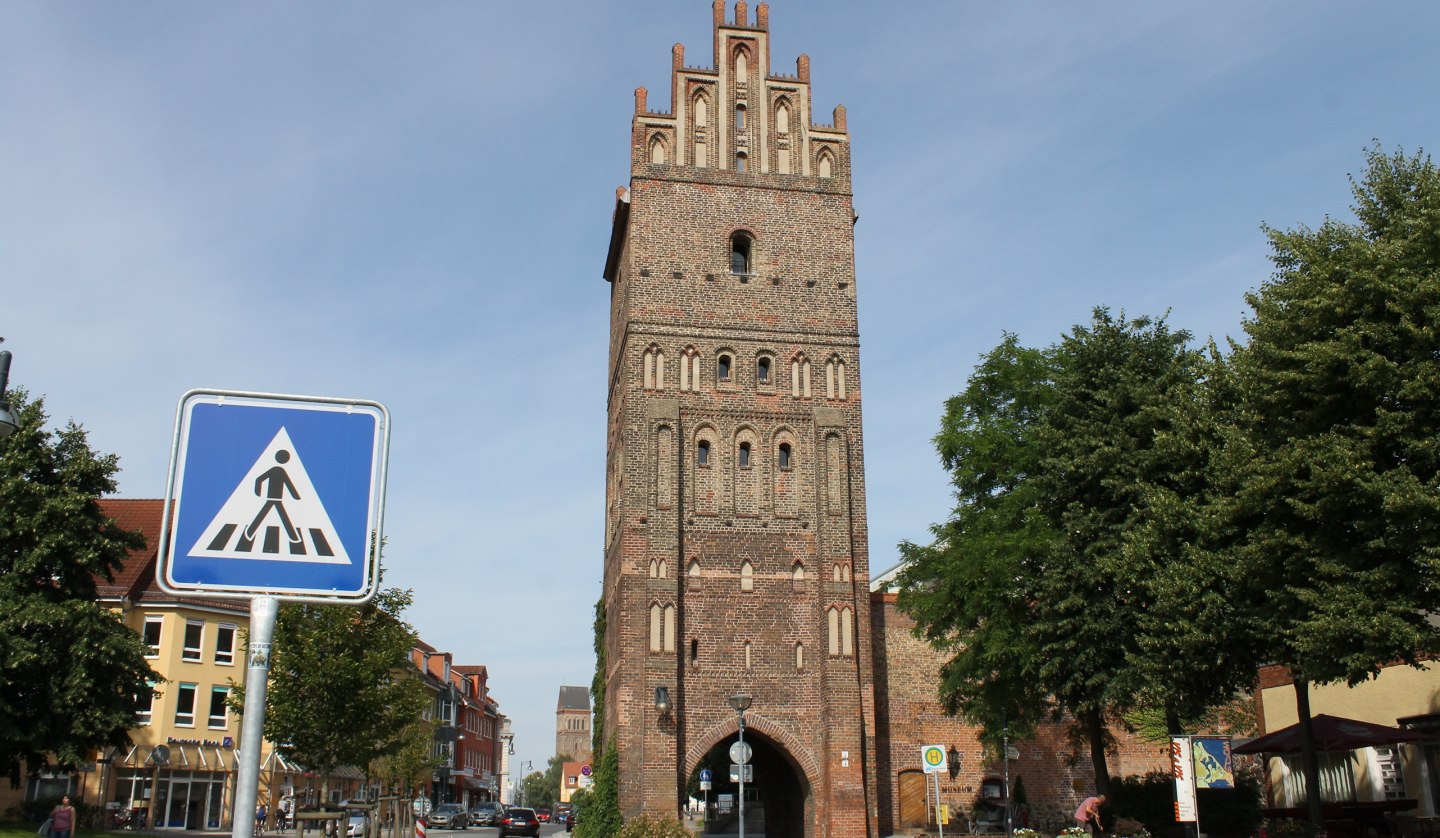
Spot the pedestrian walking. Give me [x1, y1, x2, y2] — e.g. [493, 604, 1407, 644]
[257, 801, 269, 836]
[1075, 793, 1106, 837]
[47, 795, 77, 838]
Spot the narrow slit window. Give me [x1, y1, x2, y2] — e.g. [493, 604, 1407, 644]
[738, 442, 751, 468]
[697, 440, 710, 466]
[718, 354, 732, 381]
[730, 233, 752, 274]
[735, 105, 746, 132]
[735, 152, 747, 173]
[757, 357, 771, 383]
[740, 560, 754, 592]
[778, 443, 792, 469]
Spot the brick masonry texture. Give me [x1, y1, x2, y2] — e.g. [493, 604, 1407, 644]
[601, 5, 1164, 836]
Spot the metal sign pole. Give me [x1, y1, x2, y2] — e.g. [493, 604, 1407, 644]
[935, 770, 945, 838]
[737, 713, 746, 838]
[234, 596, 279, 838]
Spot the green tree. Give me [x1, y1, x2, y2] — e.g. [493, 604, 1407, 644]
[369, 715, 440, 797]
[232, 587, 428, 800]
[0, 388, 158, 785]
[574, 735, 621, 838]
[1229, 144, 1440, 826]
[899, 311, 1225, 790]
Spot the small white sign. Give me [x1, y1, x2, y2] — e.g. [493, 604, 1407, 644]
[1171, 737, 1197, 822]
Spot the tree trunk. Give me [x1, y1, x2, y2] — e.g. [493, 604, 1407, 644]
[1295, 679, 1325, 830]
[1083, 708, 1112, 796]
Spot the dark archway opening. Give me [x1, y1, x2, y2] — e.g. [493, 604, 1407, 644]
[688, 731, 808, 837]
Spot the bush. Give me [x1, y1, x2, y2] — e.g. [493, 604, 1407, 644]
[616, 814, 691, 838]
[1107, 770, 1264, 838]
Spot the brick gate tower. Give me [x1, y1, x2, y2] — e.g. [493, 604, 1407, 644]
[601, 3, 875, 835]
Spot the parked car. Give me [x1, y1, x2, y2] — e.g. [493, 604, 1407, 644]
[535, 807, 551, 823]
[425, 803, 468, 829]
[347, 814, 368, 838]
[498, 807, 540, 837]
[469, 802, 503, 826]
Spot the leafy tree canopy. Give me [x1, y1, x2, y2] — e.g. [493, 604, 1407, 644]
[233, 586, 427, 797]
[1234, 144, 1440, 684]
[0, 389, 157, 785]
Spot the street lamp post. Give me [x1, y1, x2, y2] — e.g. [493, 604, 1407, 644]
[0, 350, 19, 438]
[729, 694, 752, 838]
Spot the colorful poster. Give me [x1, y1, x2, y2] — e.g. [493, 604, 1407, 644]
[1170, 737, 1197, 822]
[1192, 737, 1234, 789]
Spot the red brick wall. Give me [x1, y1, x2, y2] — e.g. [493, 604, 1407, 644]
[871, 593, 1169, 836]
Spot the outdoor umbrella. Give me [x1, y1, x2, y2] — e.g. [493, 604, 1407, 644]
[1233, 714, 1435, 755]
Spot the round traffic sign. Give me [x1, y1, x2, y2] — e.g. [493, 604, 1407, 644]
[730, 741, 753, 765]
[921, 745, 945, 773]
[581, 764, 592, 776]
[699, 768, 712, 782]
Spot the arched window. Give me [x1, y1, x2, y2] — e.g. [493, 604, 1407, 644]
[690, 638, 699, 663]
[775, 102, 790, 134]
[649, 135, 667, 165]
[792, 354, 812, 397]
[826, 355, 847, 400]
[817, 149, 834, 178]
[730, 232, 752, 274]
[650, 603, 663, 652]
[791, 561, 805, 591]
[738, 442, 751, 468]
[694, 94, 708, 127]
[697, 440, 710, 466]
[778, 442, 792, 470]
[649, 560, 659, 579]
[718, 353, 733, 381]
[687, 559, 701, 591]
[735, 105, 746, 133]
[735, 50, 748, 79]
[644, 345, 666, 390]
[795, 642, 804, 670]
[827, 606, 854, 656]
[735, 152, 747, 173]
[665, 604, 676, 652]
[681, 346, 701, 391]
[833, 563, 851, 583]
[757, 356, 771, 384]
[740, 560, 754, 592]
[744, 641, 753, 670]
[827, 607, 840, 655]
[657, 559, 668, 578]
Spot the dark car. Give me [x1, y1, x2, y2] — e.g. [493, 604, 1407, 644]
[425, 803, 468, 829]
[498, 806, 540, 837]
[469, 802, 503, 826]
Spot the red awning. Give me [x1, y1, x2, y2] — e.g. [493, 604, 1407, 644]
[1234, 714, 1435, 755]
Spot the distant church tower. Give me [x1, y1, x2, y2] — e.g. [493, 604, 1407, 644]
[601, 3, 875, 835]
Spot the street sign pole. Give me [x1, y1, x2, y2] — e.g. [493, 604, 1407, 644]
[232, 595, 278, 838]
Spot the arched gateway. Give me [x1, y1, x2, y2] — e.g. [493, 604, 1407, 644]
[600, 3, 875, 836]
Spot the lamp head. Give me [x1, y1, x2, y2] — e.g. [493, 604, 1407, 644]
[728, 693, 752, 713]
[654, 686, 671, 715]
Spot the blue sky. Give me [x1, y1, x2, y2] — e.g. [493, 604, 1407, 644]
[5, 1, 1440, 788]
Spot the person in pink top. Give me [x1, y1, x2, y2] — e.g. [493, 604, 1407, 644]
[48, 795, 76, 838]
[1075, 793, 1106, 836]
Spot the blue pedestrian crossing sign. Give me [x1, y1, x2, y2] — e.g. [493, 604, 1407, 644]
[159, 390, 390, 601]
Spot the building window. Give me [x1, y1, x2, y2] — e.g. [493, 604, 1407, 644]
[796, 643, 804, 670]
[826, 356, 848, 400]
[175, 683, 198, 727]
[775, 101, 790, 135]
[136, 682, 157, 726]
[735, 152, 747, 173]
[142, 616, 162, 658]
[649, 135, 667, 165]
[792, 562, 805, 591]
[697, 440, 711, 466]
[690, 638, 699, 664]
[215, 624, 236, 666]
[645, 346, 666, 390]
[833, 563, 852, 583]
[718, 354, 732, 381]
[735, 105, 746, 133]
[757, 357, 771, 384]
[818, 149, 834, 178]
[740, 560, 754, 592]
[681, 346, 701, 391]
[730, 232, 752, 274]
[688, 559, 701, 591]
[208, 687, 229, 729]
[738, 442, 751, 468]
[792, 355, 812, 398]
[827, 607, 854, 657]
[649, 604, 676, 653]
[182, 620, 204, 662]
[778, 442, 793, 470]
[744, 641, 752, 670]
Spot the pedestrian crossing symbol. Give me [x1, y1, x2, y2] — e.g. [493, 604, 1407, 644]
[190, 427, 350, 564]
[160, 390, 390, 601]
